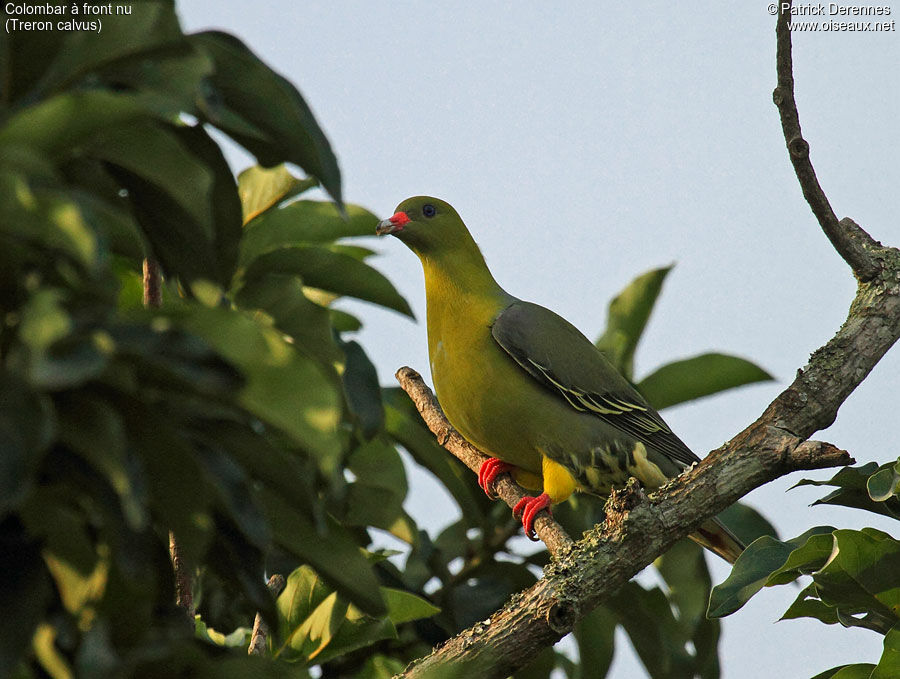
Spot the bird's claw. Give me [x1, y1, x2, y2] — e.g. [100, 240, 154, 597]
[512, 493, 552, 541]
[478, 461, 552, 540]
[477, 458, 514, 499]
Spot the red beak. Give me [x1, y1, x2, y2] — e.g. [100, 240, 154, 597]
[376, 211, 410, 235]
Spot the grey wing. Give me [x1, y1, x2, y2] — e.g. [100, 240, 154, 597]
[490, 301, 700, 468]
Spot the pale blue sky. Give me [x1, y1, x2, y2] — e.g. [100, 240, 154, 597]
[179, 4, 900, 677]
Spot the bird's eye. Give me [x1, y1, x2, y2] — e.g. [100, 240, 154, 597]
[422, 204, 436, 218]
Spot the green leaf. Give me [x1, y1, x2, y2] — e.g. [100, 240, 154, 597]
[765, 532, 835, 586]
[813, 529, 900, 629]
[2, 21, 65, 105]
[259, 489, 385, 616]
[811, 665, 877, 679]
[608, 582, 692, 679]
[331, 243, 376, 260]
[691, 601, 721, 679]
[172, 124, 243, 286]
[33, 620, 74, 678]
[716, 527, 900, 636]
[0, 148, 143, 267]
[178, 306, 342, 466]
[243, 244, 413, 317]
[341, 339, 386, 438]
[43, 549, 108, 618]
[277, 566, 332, 634]
[194, 617, 251, 648]
[557, 655, 582, 679]
[15, 291, 111, 390]
[795, 463, 882, 491]
[19, 487, 98, 576]
[357, 655, 406, 679]
[868, 463, 900, 503]
[70, 187, 146, 261]
[574, 604, 617, 679]
[57, 393, 146, 530]
[514, 647, 556, 679]
[381, 587, 440, 624]
[190, 31, 342, 204]
[656, 539, 712, 638]
[110, 320, 244, 397]
[195, 446, 270, 548]
[0, 178, 101, 273]
[277, 568, 347, 662]
[0, 142, 59, 186]
[233, 273, 342, 366]
[450, 562, 538, 630]
[0, 372, 55, 515]
[275, 568, 407, 665]
[637, 352, 773, 411]
[237, 164, 317, 224]
[123, 402, 213, 568]
[343, 438, 408, 531]
[93, 42, 214, 118]
[31, 1, 184, 97]
[716, 501, 779, 545]
[708, 526, 835, 618]
[204, 516, 275, 624]
[0, 91, 150, 156]
[595, 265, 672, 379]
[794, 462, 900, 521]
[91, 122, 241, 286]
[872, 624, 900, 678]
[433, 520, 470, 565]
[18, 289, 70, 353]
[781, 583, 840, 625]
[205, 419, 316, 518]
[330, 308, 362, 332]
[387, 511, 419, 545]
[310, 607, 396, 666]
[239, 201, 384, 264]
[817, 484, 900, 518]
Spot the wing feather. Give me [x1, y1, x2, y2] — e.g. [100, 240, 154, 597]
[491, 301, 700, 468]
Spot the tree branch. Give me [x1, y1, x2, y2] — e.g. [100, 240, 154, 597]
[396, 367, 574, 557]
[773, 1, 881, 281]
[143, 257, 194, 620]
[168, 529, 194, 620]
[398, 428, 852, 678]
[248, 574, 285, 656]
[395, 354, 862, 678]
[394, 9, 900, 677]
[142, 257, 163, 308]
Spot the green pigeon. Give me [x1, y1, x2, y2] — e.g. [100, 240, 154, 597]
[377, 196, 744, 563]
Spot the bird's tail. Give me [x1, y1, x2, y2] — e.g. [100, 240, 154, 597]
[688, 517, 746, 564]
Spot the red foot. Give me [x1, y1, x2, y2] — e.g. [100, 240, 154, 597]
[513, 493, 552, 541]
[478, 458, 514, 498]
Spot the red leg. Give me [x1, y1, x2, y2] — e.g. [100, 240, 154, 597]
[512, 493, 552, 541]
[478, 458, 514, 498]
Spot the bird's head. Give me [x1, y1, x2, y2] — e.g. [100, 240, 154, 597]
[376, 196, 472, 257]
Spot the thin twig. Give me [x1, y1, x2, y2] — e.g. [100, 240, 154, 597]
[773, 1, 880, 280]
[142, 257, 163, 307]
[248, 574, 286, 656]
[395, 367, 574, 557]
[142, 257, 194, 620]
[168, 530, 194, 619]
